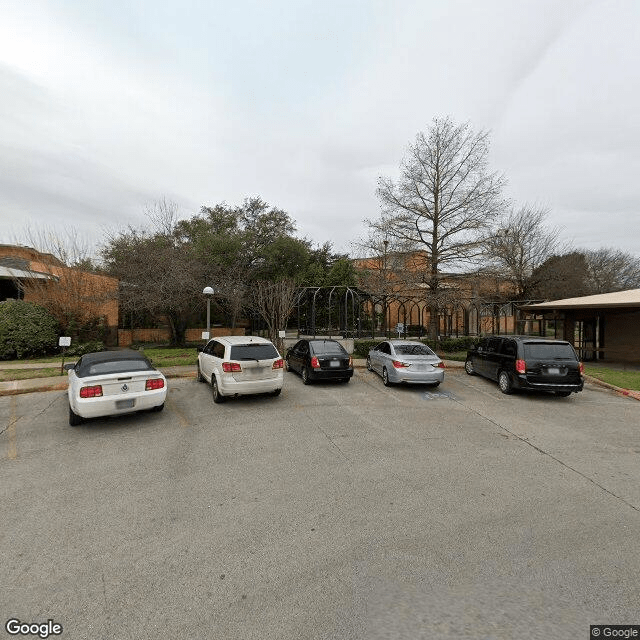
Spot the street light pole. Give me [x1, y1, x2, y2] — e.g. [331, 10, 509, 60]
[203, 287, 214, 336]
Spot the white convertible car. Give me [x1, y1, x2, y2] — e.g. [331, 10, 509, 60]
[66, 350, 167, 426]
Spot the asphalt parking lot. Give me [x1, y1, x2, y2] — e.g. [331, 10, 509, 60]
[2, 369, 640, 640]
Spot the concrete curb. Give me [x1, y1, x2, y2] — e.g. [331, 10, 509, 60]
[583, 374, 640, 401]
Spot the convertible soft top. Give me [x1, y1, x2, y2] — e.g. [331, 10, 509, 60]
[75, 350, 156, 378]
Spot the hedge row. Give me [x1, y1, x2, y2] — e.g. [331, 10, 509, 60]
[353, 336, 479, 358]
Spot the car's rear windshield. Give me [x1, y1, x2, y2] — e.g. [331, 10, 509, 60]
[309, 341, 346, 355]
[524, 342, 577, 360]
[394, 344, 436, 356]
[85, 360, 153, 376]
[230, 344, 279, 361]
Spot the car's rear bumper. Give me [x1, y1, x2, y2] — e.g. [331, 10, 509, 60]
[514, 375, 584, 393]
[218, 373, 283, 396]
[72, 388, 167, 419]
[389, 368, 445, 385]
[310, 368, 353, 380]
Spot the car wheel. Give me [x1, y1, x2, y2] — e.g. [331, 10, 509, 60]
[341, 377, 350, 384]
[382, 367, 392, 387]
[498, 370, 513, 395]
[464, 359, 475, 376]
[556, 391, 571, 397]
[152, 402, 165, 412]
[196, 363, 205, 383]
[271, 388, 282, 397]
[69, 405, 83, 426]
[301, 367, 311, 385]
[366, 356, 372, 371]
[212, 377, 226, 403]
[430, 381, 440, 388]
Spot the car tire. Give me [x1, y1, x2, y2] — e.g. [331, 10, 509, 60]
[366, 356, 372, 371]
[382, 367, 392, 387]
[69, 405, 83, 427]
[430, 381, 440, 388]
[556, 391, 572, 397]
[464, 359, 475, 376]
[341, 377, 350, 384]
[271, 388, 282, 397]
[212, 377, 226, 403]
[301, 367, 311, 385]
[152, 402, 165, 412]
[498, 370, 513, 395]
[196, 363, 205, 383]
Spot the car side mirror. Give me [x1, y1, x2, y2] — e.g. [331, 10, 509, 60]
[63, 362, 75, 371]
[197, 346, 204, 352]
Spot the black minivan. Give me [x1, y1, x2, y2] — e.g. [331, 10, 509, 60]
[465, 336, 584, 396]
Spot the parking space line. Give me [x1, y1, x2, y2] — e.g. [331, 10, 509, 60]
[166, 396, 189, 428]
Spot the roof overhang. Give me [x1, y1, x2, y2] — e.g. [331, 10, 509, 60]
[0, 266, 57, 281]
[520, 288, 640, 312]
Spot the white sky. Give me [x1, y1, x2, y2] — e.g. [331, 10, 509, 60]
[1, 0, 638, 257]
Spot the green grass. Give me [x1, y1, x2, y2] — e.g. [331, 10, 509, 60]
[0, 368, 62, 381]
[137, 347, 198, 367]
[584, 366, 640, 391]
[437, 350, 467, 362]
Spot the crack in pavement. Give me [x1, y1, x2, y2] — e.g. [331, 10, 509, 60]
[450, 393, 640, 515]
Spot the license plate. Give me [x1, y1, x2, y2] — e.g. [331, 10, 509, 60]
[547, 367, 560, 375]
[329, 360, 340, 367]
[116, 399, 135, 409]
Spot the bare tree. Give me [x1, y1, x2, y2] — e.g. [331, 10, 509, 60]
[12, 227, 116, 339]
[584, 247, 640, 294]
[252, 279, 299, 354]
[373, 117, 506, 339]
[487, 204, 565, 298]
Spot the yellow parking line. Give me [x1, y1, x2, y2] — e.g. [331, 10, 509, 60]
[166, 396, 189, 428]
[7, 396, 17, 460]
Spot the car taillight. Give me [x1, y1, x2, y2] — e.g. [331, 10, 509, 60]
[310, 356, 320, 369]
[515, 359, 526, 374]
[436, 361, 445, 368]
[392, 360, 410, 368]
[145, 378, 165, 391]
[579, 362, 584, 374]
[80, 385, 102, 398]
[348, 356, 353, 367]
[222, 362, 242, 373]
[272, 358, 284, 369]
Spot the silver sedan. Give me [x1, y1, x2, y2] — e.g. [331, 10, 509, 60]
[367, 340, 445, 387]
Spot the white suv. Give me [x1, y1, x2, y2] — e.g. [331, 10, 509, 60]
[197, 336, 284, 403]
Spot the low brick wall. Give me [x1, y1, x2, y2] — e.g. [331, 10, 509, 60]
[118, 327, 245, 346]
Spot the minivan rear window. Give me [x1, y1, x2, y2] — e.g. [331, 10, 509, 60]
[524, 342, 577, 360]
[230, 344, 279, 361]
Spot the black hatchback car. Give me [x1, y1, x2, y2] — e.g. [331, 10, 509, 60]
[286, 339, 353, 384]
[465, 336, 584, 396]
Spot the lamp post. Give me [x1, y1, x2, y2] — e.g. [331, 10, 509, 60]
[203, 286, 214, 338]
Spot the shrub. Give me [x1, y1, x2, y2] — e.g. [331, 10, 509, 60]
[436, 336, 480, 352]
[0, 300, 60, 359]
[66, 341, 105, 357]
[353, 339, 381, 358]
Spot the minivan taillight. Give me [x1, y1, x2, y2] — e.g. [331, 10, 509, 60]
[222, 362, 242, 373]
[145, 378, 165, 391]
[515, 359, 526, 374]
[272, 359, 284, 369]
[310, 356, 320, 369]
[579, 362, 584, 375]
[80, 385, 102, 398]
